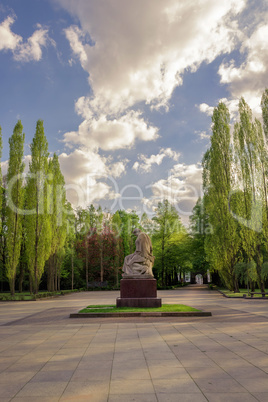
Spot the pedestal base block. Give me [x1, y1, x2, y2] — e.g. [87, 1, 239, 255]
[120, 278, 157, 298]
[117, 278, 161, 308]
[116, 297, 162, 308]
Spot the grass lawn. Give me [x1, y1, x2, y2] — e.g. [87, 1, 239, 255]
[79, 304, 200, 313]
[220, 288, 268, 298]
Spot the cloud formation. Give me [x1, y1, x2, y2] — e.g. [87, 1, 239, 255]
[133, 148, 180, 173]
[219, 21, 268, 114]
[142, 162, 203, 223]
[59, 0, 246, 151]
[0, 16, 52, 62]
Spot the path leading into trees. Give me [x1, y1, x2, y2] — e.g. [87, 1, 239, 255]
[0, 285, 268, 401]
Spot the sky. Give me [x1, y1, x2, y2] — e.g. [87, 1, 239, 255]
[0, 0, 268, 224]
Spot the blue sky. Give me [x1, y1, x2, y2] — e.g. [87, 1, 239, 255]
[1, 0, 268, 224]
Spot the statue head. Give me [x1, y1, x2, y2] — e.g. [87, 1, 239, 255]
[133, 228, 141, 236]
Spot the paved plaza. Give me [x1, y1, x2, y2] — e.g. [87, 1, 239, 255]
[0, 285, 268, 401]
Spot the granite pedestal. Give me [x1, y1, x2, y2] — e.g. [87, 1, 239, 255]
[116, 278, 162, 308]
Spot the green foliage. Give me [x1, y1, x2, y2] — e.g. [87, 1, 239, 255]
[6, 121, 25, 295]
[25, 120, 51, 294]
[152, 200, 186, 287]
[203, 103, 240, 291]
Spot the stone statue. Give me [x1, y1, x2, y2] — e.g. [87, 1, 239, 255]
[122, 228, 155, 277]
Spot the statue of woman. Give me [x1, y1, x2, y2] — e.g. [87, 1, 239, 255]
[122, 228, 155, 277]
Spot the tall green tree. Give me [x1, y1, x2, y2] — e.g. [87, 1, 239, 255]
[25, 120, 51, 294]
[0, 126, 3, 290]
[152, 199, 184, 287]
[233, 98, 268, 292]
[0, 126, 2, 235]
[203, 102, 240, 291]
[189, 198, 211, 277]
[6, 121, 25, 295]
[47, 153, 67, 291]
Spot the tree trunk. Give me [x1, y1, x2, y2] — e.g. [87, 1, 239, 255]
[18, 263, 24, 293]
[71, 249, 74, 290]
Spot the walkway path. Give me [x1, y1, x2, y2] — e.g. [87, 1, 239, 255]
[0, 285, 268, 401]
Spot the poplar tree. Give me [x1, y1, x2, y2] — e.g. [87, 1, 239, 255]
[0, 126, 2, 233]
[25, 120, 51, 294]
[0, 127, 3, 289]
[233, 98, 267, 292]
[203, 103, 240, 291]
[6, 121, 25, 295]
[47, 153, 67, 291]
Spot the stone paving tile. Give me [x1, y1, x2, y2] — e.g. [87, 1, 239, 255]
[112, 365, 151, 380]
[60, 380, 109, 400]
[236, 377, 268, 393]
[110, 379, 155, 394]
[12, 398, 59, 402]
[148, 365, 189, 379]
[194, 378, 248, 393]
[153, 378, 201, 394]
[252, 393, 268, 401]
[204, 393, 258, 401]
[71, 367, 112, 381]
[0, 371, 36, 383]
[15, 381, 68, 398]
[0, 382, 26, 398]
[30, 370, 74, 382]
[108, 394, 157, 401]
[113, 351, 145, 362]
[157, 394, 207, 402]
[5, 361, 46, 372]
[224, 366, 267, 379]
[186, 366, 232, 380]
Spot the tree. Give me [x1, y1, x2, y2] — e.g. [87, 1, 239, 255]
[6, 121, 25, 295]
[189, 198, 211, 277]
[0, 126, 2, 235]
[152, 199, 184, 287]
[203, 102, 240, 291]
[46, 153, 67, 291]
[233, 98, 268, 292]
[25, 120, 51, 294]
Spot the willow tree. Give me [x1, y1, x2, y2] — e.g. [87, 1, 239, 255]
[6, 121, 25, 295]
[25, 120, 51, 294]
[203, 102, 240, 291]
[233, 98, 268, 292]
[47, 153, 67, 291]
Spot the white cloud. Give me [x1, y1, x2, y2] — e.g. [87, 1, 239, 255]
[195, 130, 211, 141]
[58, 148, 125, 207]
[133, 147, 180, 173]
[199, 103, 214, 117]
[142, 162, 203, 224]
[218, 21, 268, 114]
[64, 25, 87, 66]
[14, 26, 51, 62]
[199, 97, 240, 120]
[0, 16, 21, 51]
[63, 111, 159, 151]
[62, 0, 245, 114]
[58, 0, 246, 150]
[0, 15, 52, 62]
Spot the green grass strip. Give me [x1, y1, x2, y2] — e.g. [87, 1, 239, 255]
[79, 304, 200, 314]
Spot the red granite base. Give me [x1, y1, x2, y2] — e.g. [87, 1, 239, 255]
[116, 297, 162, 308]
[120, 278, 157, 298]
[117, 278, 161, 308]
